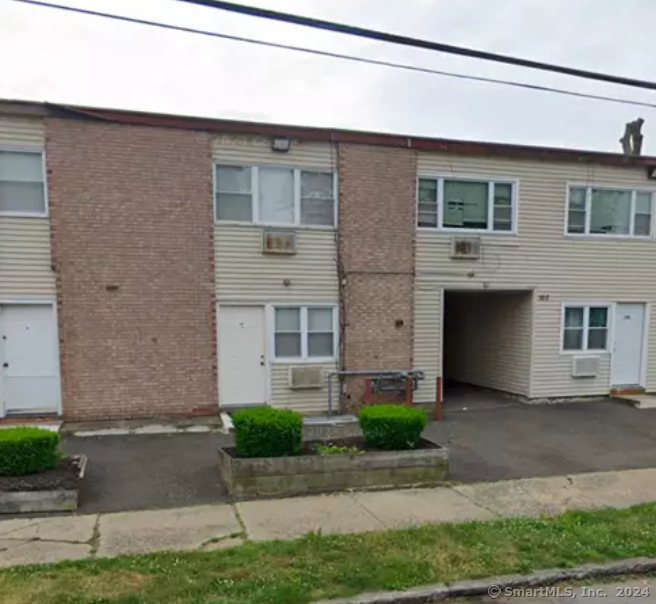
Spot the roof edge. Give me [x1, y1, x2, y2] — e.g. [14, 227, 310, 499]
[1, 98, 655, 168]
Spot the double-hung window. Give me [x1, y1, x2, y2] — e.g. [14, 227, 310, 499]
[418, 177, 516, 232]
[273, 306, 336, 360]
[0, 150, 46, 215]
[567, 186, 653, 237]
[215, 164, 335, 227]
[562, 305, 610, 352]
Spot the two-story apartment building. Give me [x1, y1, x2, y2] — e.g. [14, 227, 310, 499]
[1, 99, 655, 422]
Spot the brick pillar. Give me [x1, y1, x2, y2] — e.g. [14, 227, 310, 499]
[337, 143, 417, 409]
[46, 118, 218, 421]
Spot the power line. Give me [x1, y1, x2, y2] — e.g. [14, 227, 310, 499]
[7, 0, 656, 111]
[173, 0, 656, 92]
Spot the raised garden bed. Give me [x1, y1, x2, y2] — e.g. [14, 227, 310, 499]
[218, 436, 448, 499]
[0, 455, 87, 514]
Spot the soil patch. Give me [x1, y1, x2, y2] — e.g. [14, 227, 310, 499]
[0, 457, 82, 492]
[225, 436, 441, 458]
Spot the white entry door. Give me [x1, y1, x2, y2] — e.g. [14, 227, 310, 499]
[612, 303, 646, 387]
[0, 305, 60, 415]
[217, 305, 267, 406]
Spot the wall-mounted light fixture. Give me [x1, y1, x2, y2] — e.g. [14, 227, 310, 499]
[271, 136, 291, 152]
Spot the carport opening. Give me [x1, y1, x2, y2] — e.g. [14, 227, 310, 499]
[442, 289, 533, 400]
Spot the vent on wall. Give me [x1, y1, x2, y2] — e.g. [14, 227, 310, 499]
[571, 356, 600, 378]
[263, 229, 297, 255]
[289, 366, 324, 389]
[450, 237, 481, 259]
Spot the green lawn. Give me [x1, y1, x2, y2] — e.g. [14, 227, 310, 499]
[4, 503, 656, 604]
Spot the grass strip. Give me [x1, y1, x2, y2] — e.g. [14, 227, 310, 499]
[3, 503, 656, 604]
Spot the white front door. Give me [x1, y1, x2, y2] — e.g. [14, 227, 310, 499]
[612, 303, 646, 387]
[0, 305, 60, 415]
[217, 305, 267, 406]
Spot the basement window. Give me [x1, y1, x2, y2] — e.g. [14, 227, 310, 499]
[562, 305, 609, 352]
[567, 186, 654, 237]
[215, 164, 336, 227]
[418, 176, 516, 233]
[0, 150, 47, 215]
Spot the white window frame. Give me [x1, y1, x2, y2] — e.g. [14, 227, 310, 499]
[417, 174, 519, 234]
[0, 146, 49, 218]
[214, 163, 337, 229]
[564, 183, 656, 239]
[267, 303, 338, 363]
[560, 302, 612, 354]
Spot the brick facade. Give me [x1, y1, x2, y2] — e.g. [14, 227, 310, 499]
[46, 118, 217, 421]
[337, 144, 417, 407]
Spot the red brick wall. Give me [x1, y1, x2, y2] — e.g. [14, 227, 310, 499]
[337, 144, 417, 407]
[46, 118, 217, 421]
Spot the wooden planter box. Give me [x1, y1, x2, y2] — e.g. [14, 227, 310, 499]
[218, 439, 448, 499]
[0, 455, 87, 514]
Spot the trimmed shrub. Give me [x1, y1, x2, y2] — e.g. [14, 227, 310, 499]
[0, 427, 60, 476]
[232, 407, 303, 458]
[358, 404, 427, 451]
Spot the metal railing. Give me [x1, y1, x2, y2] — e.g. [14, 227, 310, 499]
[326, 369, 426, 415]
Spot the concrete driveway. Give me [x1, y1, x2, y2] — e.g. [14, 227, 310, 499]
[60, 388, 656, 514]
[427, 384, 656, 483]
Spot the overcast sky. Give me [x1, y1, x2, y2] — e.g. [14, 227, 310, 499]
[2, 0, 656, 152]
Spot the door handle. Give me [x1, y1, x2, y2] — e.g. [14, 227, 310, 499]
[2, 363, 7, 368]
[260, 355, 265, 366]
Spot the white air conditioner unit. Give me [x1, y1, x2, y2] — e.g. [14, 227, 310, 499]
[288, 366, 324, 389]
[572, 355, 600, 378]
[262, 229, 297, 255]
[450, 237, 481, 259]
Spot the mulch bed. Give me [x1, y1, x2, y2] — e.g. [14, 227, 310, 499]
[0, 457, 82, 493]
[225, 436, 441, 458]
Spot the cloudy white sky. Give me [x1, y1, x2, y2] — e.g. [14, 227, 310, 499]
[2, 0, 656, 152]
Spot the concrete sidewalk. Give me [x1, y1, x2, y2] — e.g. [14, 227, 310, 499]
[2, 466, 656, 568]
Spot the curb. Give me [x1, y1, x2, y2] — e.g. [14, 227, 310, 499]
[312, 557, 656, 604]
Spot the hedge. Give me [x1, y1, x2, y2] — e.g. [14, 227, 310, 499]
[358, 404, 427, 450]
[0, 427, 60, 476]
[232, 407, 303, 458]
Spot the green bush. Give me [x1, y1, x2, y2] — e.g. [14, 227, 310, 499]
[232, 407, 303, 458]
[358, 404, 427, 450]
[0, 427, 60, 476]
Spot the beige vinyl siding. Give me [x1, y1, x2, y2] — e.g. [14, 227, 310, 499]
[0, 118, 44, 146]
[213, 134, 336, 169]
[413, 285, 441, 404]
[215, 226, 337, 302]
[416, 152, 656, 399]
[0, 217, 55, 299]
[214, 226, 338, 412]
[0, 118, 53, 299]
[214, 134, 338, 412]
[270, 363, 337, 414]
[443, 292, 532, 396]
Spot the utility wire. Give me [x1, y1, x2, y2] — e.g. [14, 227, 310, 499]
[173, 0, 656, 91]
[7, 0, 656, 111]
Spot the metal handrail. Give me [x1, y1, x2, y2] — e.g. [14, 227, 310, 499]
[326, 369, 425, 415]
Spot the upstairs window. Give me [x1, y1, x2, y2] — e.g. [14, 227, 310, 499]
[0, 150, 46, 215]
[567, 186, 653, 237]
[215, 164, 335, 227]
[418, 177, 516, 232]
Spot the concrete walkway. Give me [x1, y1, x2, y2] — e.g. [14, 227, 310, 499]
[2, 466, 656, 568]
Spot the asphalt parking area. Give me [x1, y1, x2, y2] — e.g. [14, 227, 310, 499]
[61, 389, 656, 513]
